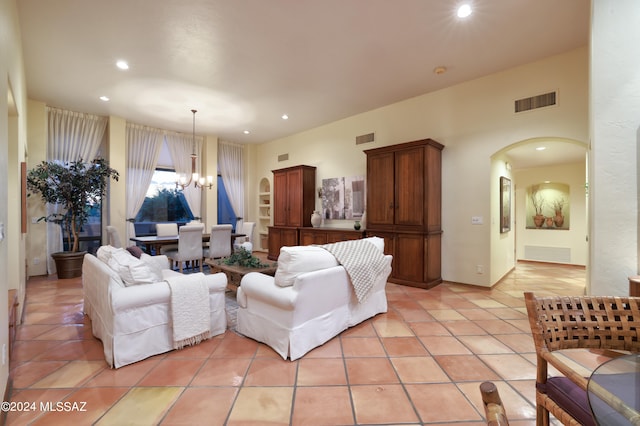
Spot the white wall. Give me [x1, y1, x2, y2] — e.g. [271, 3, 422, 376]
[0, 0, 28, 399]
[514, 161, 588, 266]
[251, 47, 589, 287]
[590, 1, 640, 295]
[490, 153, 515, 284]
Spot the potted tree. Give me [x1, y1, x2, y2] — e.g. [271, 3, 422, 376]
[27, 158, 119, 278]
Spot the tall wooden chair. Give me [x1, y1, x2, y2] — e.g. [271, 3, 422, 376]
[524, 292, 640, 426]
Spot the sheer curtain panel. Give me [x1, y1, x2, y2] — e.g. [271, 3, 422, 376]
[218, 141, 244, 228]
[126, 124, 163, 242]
[165, 132, 204, 219]
[46, 107, 107, 274]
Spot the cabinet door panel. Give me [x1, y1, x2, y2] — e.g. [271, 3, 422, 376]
[300, 230, 327, 245]
[287, 168, 303, 226]
[367, 152, 395, 226]
[393, 233, 424, 283]
[395, 147, 424, 226]
[273, 172, 288, 226]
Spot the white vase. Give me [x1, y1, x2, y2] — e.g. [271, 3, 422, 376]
[360, 211, 366, 230]
[311, 211, 322, 228]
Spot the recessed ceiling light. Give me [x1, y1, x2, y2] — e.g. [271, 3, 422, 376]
[116, 60, 129, 70]
[243, 130, 250, 134]
[281, 114, 289, 120]
[457, 4, 472, 18]
[99, 96, 110, 102]
[433, 66, 447, 75]
[536, 146, 546, 151]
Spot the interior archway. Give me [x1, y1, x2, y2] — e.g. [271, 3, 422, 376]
[490, 137, 588, 287]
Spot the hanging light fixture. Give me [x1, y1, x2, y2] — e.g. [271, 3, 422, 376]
[176, 109, 214, 190]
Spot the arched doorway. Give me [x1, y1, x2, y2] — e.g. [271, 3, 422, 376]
[491, 137, 588, 286]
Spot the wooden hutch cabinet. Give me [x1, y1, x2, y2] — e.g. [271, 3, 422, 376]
[364, 139, 444, 289]
[268, 165, 316, 260]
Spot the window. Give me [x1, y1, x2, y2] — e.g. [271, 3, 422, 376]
[134, 169, 194, 235]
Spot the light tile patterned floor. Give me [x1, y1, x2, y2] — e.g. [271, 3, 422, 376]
[6, 260, 586, 425]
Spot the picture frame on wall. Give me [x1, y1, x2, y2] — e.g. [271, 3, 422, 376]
[500, 176, 511, 233]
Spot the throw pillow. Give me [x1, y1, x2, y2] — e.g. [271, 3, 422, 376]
[126, 245, 144, 259]
[96, 245, 119, 264]
[107, 248, 156, 287]
[140, 253, 164, 282]
[275, 246, 339, 287]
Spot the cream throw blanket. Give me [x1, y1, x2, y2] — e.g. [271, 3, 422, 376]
[166, 273, 211, 349]
[320, 239, 388, 303]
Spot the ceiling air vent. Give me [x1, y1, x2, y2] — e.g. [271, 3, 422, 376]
[356, 132, 375, 145]
[277, 153, 289, 162]
[515, 91, 557, 113]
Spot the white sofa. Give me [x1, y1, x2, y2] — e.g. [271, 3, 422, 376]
[82, 246, 228, 368]
[236, 237, 392, 360]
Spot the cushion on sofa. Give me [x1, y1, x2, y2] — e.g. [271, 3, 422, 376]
[139, 253, 164, 282]
[107, 248, 158, 287]
[275, 245, 339, 287]
[362, 236, 384, 253]
[126, 245, 144, 258]
[97, 245, 119, 264]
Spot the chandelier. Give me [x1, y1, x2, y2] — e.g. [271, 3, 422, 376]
[176, 109, 214, 190]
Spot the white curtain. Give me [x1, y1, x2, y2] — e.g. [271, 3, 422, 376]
[126, 123, 163, 242]
[46, 107, 107, 273]
[165, 132, 204, 219]
[218, 141, 244, 228]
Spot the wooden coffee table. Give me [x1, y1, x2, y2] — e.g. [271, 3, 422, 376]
[205, 258, 277, 291]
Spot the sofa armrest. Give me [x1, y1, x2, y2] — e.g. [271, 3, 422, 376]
[238, 272, 297, 309]
[111, 272, 228, 313]
[111, 281, 171, 313]
[204, 272, 228, 293]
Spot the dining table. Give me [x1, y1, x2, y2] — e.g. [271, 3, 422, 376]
[587, 353, 640, 425]
[130, 232, 245, 255]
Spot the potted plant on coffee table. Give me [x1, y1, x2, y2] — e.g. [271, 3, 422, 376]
[27, 158, 119, 278]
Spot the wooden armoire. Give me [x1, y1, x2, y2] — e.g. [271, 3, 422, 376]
[267, 165, 316, 260]
[364, 138, 444, 289]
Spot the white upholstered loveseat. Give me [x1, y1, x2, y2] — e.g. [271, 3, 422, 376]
[236, 237, 392, 360]
[82, 246, 227, 368]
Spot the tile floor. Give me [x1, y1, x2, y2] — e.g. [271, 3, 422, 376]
[6, 260, 587, 425]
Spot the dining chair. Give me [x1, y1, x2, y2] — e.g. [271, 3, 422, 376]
[156, 223, 179, 254]
[164, 224, 205, 272]
[206, 224, 233, 259]
[234, 221, 255, 253]
[106, 225, 122, 248]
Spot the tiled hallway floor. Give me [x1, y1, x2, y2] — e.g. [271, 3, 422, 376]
[6, 261, 586, 425]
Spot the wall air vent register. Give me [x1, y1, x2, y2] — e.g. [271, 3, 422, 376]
[515, 91, 557, 113]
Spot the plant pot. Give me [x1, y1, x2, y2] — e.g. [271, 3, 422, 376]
[52, 251, 87, 279]
[554, 215, 565, 228]
[533, 214, 545, 228]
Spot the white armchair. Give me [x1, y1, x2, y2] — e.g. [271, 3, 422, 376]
[236, 237, 392, 360]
